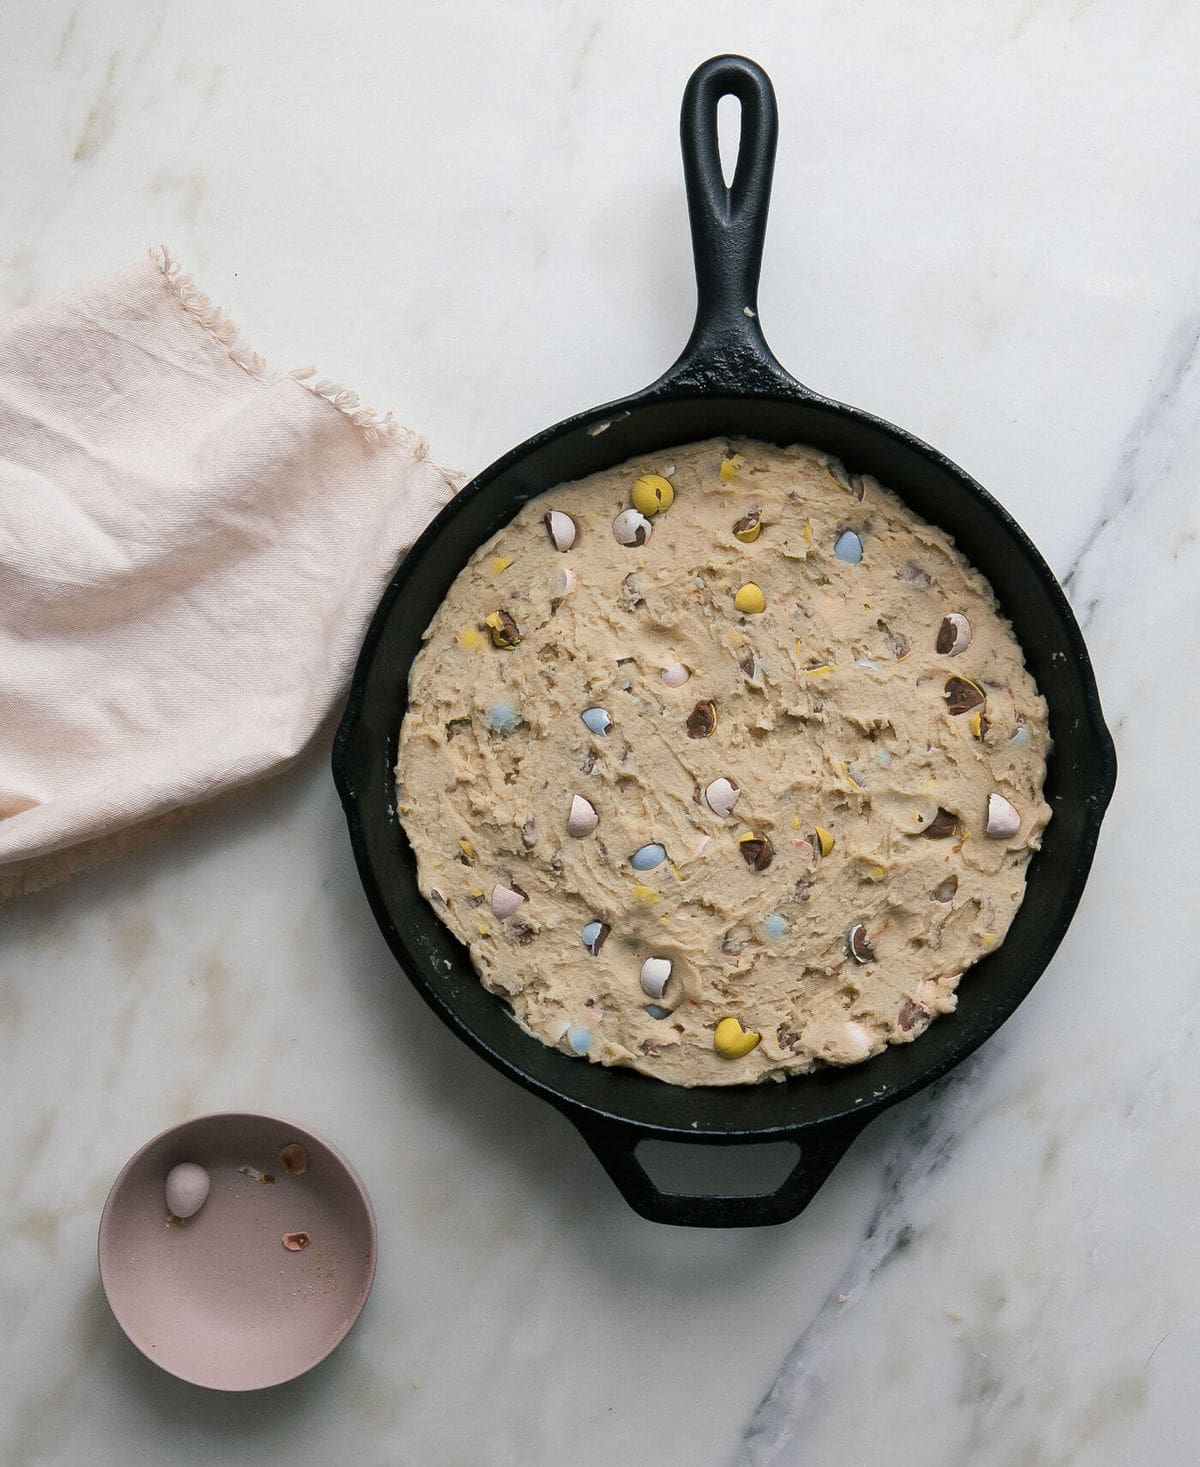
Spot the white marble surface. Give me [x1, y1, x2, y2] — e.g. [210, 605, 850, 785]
[0, 2, 1194, 1463]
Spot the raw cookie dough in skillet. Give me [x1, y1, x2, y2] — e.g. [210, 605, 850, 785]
[396, 438, 1051, 1087]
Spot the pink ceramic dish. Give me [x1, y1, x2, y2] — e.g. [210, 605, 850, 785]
[98, 1112, 377, 1391]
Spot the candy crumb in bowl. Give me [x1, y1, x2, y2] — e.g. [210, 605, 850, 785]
[98, 1112, 376, 1390]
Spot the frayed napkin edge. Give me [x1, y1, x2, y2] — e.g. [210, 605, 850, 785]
[149, 243, 429, 454]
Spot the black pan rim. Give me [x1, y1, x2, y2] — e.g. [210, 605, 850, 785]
[333, 383, 1116, 1142]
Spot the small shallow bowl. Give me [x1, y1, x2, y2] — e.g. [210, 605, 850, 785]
[98, 1112, 377, 1391]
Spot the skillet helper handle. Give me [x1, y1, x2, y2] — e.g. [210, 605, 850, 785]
[658, 54, 808, 398]
[573, 1116, 863, 1228]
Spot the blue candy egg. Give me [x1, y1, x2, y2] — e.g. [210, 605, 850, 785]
[488, 702, 520, 735]
[580, 920, 609, 954]
[630, 843, 667, 871]
[581, 707, 612, 736]
[834, 529, 863, 564]
[567, 1025, 592, 1054]
[644, 1004, 671, 1020]
[762, 912, 789, 940]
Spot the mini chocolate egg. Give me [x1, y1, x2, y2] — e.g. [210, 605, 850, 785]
[567, 1025, 593, 1054]
[491, 884, 526, 918]
[630, 843, 667, 871]
[734, 582, 766, 614]
[613, 508, 652, 546]
[631, 474, 675, 516]
[986, 793, 1021, 839]
[544, 509, 577, 551]
[581, 920, 611, 955]
[640, 957, 672, 998]
[704, 777, 740, 818]
[165, 1162, 210, 1220]
[834, 530, 863, 563]
[661, 662, 691, 687]
[936, 612, 972, 656]
[567, 795, 598, 837]
[714, 1016, 761, 1059]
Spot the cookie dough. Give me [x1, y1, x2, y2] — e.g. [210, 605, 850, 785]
[396, 438, 1051, 1086]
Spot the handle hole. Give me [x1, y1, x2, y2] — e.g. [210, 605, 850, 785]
[716, 92, 741, 189]
[636, 1139, 800, 1198]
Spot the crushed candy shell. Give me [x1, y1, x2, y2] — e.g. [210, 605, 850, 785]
[552, 565, 576, 606]
[491, 556, 513, 575]
[936, 612, 972, 656]
[640, 957, 673, 998]
[734, 582, 766, 614]
[567, 1025, 593, 1054]
[732, 508, 762, 542]
[282, 1232, 311, 1251]
[738, 832, 774, 871]
[834, 529, 863, 563]
[279, 1144, 308, 1175]
[484, 609, 521, 648]
[544, 510, 577, 551]
[488, 702, 520, 735]
[613, 508, 652, 546]
[969, 709, 989, 740]
[630, 843, 667, 871]
[847, 923, 875, 963]
[814, 826, 835, 857]
[632, 884, 661, 904]
[645, 1004, 671, 1020]
[921, 807, 959, 839]
[457, 627, 487, 650]
[661, 662, 691, 687]
[456, 838, 477, 864]
[704, 777, 740, 818]
[1010, 723, 1032, 749]
[686, 700, 717, 738]
[762, 912, 789, 940]
[720, 452, 743, 483]
[986, 792, 1021, 839]
[567, 795, 598, 837]
[898, 1000, 928, 1032]
[944, 675, 985, 714]
[581, 707, 612, 736]
[714, 1016, 761, 1059]
[581, 920, 611, 954]
[631, 474, 675, 516]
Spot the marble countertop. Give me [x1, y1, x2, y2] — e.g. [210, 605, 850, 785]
[2, 3, 1194, 1463]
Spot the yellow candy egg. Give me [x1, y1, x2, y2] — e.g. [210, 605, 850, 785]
[734, 582, 766, 614]
[631, 474, 675, 516]
[814, 826, 835, 857]
[714, 1016, 762, 1059]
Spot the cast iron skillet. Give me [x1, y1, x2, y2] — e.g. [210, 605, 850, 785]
[333, 55, 1116, 1227]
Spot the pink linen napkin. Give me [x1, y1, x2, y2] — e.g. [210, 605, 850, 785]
[0, 248, 460, 892]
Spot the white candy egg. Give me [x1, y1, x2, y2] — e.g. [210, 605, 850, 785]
[165, 1162, 210, 1220]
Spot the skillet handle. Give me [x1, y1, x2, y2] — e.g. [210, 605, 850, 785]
[654, 54, 811, 400]
[572, 1116, 863, 1228]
